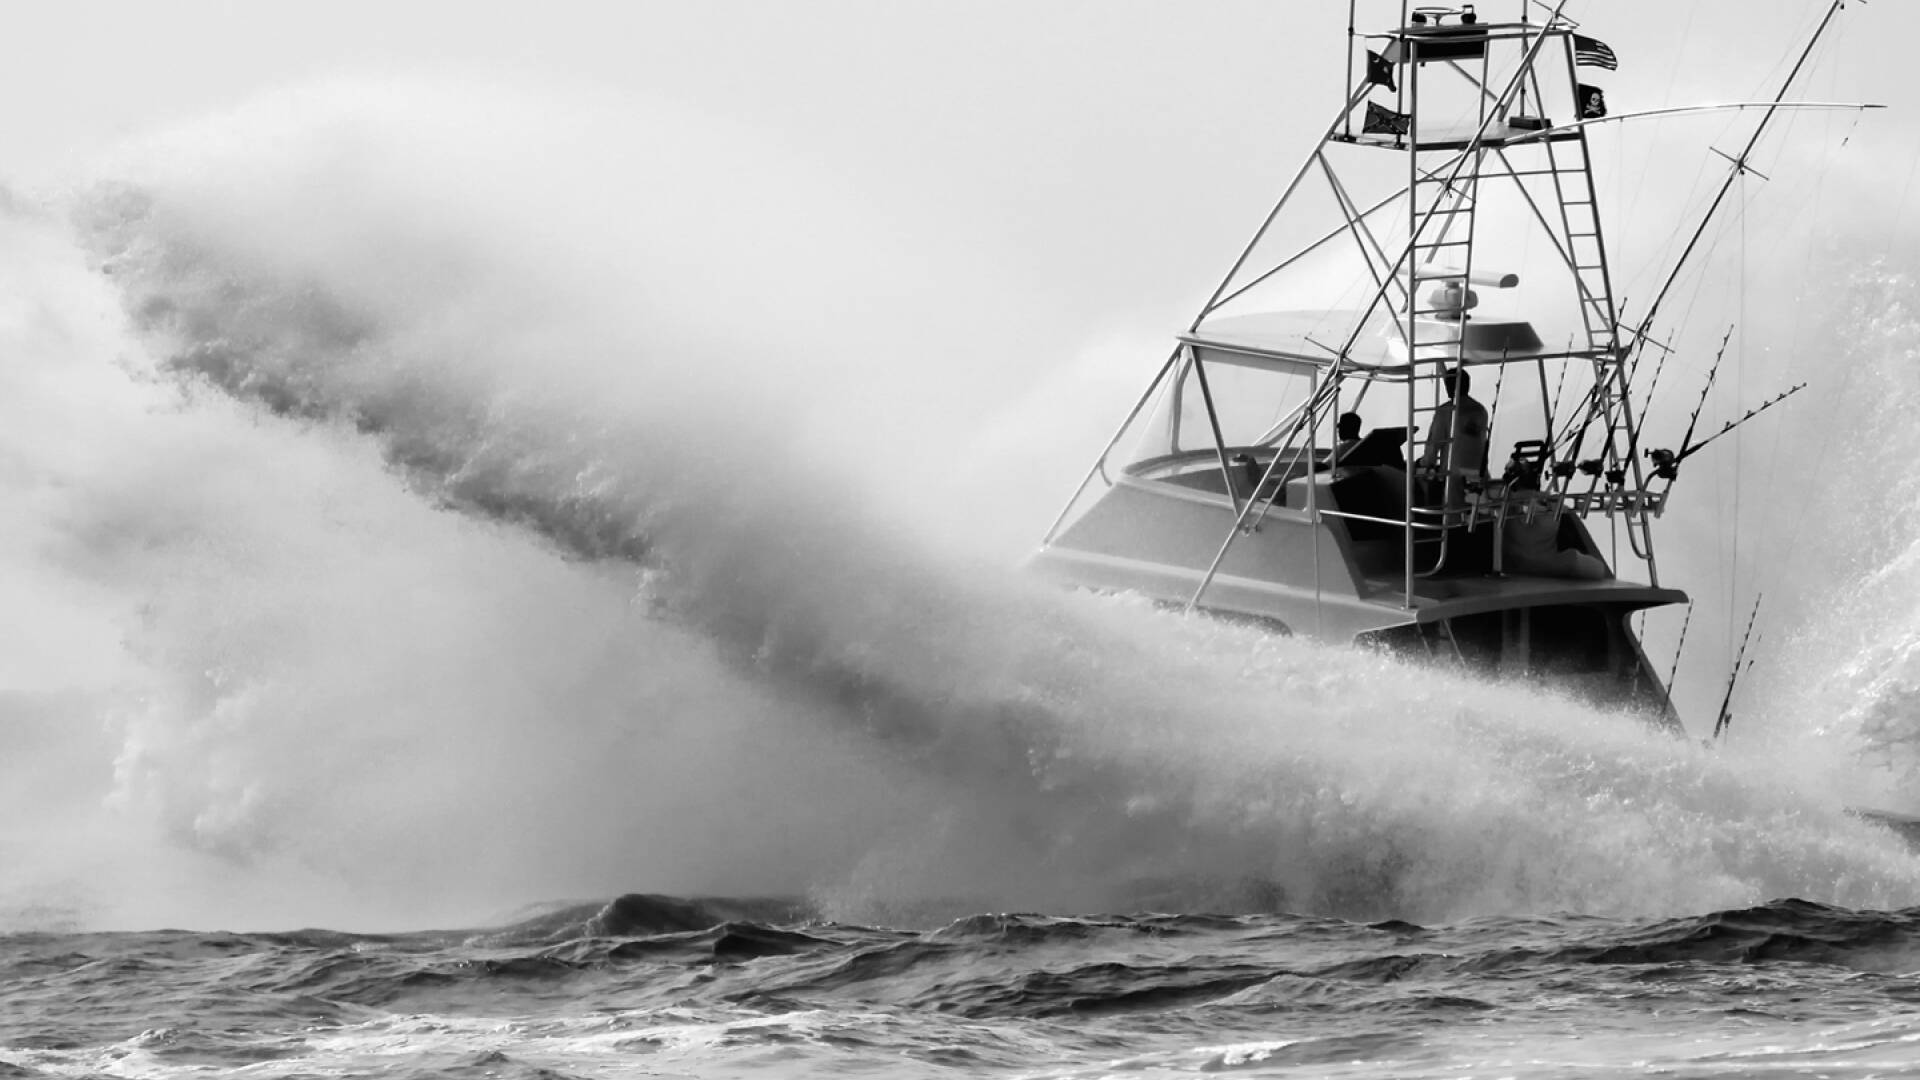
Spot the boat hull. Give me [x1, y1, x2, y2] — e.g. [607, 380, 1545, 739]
[1033, 470, 1686, 726]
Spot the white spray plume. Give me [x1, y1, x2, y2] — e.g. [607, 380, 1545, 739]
[2, 77, 1916, 932]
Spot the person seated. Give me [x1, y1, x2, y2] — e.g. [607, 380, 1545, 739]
[1499, 463, 1609, 580]
[1333, 412, 1364, 466]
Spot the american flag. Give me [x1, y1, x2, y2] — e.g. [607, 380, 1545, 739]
[1572, 33, 1618, 70]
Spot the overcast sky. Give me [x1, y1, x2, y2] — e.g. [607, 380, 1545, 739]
[8, 1, 1915, 203]
[4, 2, 1913, 315]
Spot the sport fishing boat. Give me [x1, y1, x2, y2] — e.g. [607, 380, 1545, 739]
[1031, 1, 1872, 729]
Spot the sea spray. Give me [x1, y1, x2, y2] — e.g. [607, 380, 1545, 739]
[2, 188, 935, 930]
[1733, 263, 1920, 802]
[4, 80, 1919, 931]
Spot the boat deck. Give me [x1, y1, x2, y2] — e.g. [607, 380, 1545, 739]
[1375, 565, 1685, 622]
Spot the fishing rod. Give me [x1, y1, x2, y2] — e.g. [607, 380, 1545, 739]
[1631, 326, 1680, 429]
[1713, 594, 1764, 740]
[1489, 364, 1507, 438]
[1669, 382, 1806, 468]
[1665, 598, 1694, 693]
[1645, 382, 1806, 485]
[1548, 354, 1571, 434]
[1682, 327, 1734, 449]
[1560, 349, 1768, 497]
[1549, 310, 1648, 486]
[1643, 328, 1731, 481]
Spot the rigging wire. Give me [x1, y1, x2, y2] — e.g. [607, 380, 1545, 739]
[1885, 140, 1920, 260]
[1629, 0, 1850, 353]
[1694, 5, 1858, 699]
[1617, 2, 1701, 245]
[1627, 0, 1852, 709]
[1756, 10, 1915, 587]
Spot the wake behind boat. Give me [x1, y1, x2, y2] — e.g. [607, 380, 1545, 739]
[1032, 0, 1875, 729]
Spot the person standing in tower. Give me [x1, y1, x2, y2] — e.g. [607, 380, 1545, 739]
[1420, 367, 1489, 507]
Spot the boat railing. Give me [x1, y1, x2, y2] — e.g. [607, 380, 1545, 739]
[1314, 506, 1453, 532]
[1310, 478, 1646, 576]
[1561, 488, 1669, 517]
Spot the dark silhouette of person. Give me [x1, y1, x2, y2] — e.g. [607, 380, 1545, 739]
[1333, 412, 1364, 464]
[1420, 367, 1489, 506]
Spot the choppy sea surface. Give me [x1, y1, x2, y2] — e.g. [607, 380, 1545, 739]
[7, 894, 1920, 1078]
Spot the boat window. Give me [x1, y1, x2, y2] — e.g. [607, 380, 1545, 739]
[1175, 357, 1311, 451]
[1119, 355, 1323, 477]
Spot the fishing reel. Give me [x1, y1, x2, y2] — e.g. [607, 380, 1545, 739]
[1647, 447, 1680, 480]
[1566, 458, 1627, 487]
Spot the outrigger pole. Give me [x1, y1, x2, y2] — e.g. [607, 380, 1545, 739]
[1503, 101, 1883, 147]
[1629, 0, 1854, 348]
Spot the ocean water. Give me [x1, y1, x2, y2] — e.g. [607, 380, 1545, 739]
[6, 895, 1920, 1079]
[6, 78, 1920, 1077]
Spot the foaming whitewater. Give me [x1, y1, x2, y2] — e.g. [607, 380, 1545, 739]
[1736, 263, 1920, 801]
[4, 79, 1918, 933]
